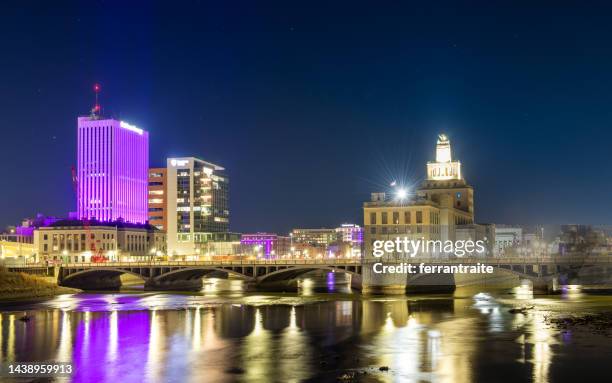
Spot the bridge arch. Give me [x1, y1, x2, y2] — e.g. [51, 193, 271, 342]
[404, 263, 555, 291]
[152, 266, 254, 282]
[143, 266, 258, 290]
[257, 265, 362, 290]
[62, 267, 146, 282]
[59, 267, 147, 290]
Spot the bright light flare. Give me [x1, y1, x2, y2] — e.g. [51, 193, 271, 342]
[396, 188, 408, 199]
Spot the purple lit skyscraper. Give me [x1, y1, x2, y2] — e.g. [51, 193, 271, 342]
[77, 116, 149, 223]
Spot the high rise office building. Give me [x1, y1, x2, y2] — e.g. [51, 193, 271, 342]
[77, 116, 149, 223]
[166, 157, 229, 255]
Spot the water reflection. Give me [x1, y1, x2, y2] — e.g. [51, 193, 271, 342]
[56, 310, 72, 362]
[145, 310, 161, 382]
[530, 312, 554, 383]
[0, 281, 610, 382]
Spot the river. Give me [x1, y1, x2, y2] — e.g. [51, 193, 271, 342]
[0, 273, 611, 382]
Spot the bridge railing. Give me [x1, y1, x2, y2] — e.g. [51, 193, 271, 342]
[368, 256, 612, 265]
[58, 255, 612, 268]
[62, 259, 363, 267]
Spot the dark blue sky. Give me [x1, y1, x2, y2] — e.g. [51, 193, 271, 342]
[1, 1, 611, 233]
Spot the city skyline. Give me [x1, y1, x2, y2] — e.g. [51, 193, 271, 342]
[2, 2, 612, 233]
[2, 5, 612, 383]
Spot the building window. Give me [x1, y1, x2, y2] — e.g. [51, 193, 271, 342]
[416, 211, 423, 224]
[381, 212, 388, 225]
[392, 211, 399, 224]
[370, 212, 376, 225]
[404, 211, 411, 224]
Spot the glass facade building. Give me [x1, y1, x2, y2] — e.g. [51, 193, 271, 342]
[166, 157, 229, 255]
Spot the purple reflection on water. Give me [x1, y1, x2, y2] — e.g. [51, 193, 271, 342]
[562, 330, 572, 343]
[327, 272, 335, 292]
[72, 310, 151, 382]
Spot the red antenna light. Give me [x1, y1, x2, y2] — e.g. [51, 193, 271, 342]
[92, 83, 101, 117]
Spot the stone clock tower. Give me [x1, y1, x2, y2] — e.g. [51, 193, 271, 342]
[418, 134, 474, 222]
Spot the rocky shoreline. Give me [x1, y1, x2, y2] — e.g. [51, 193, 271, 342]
[545, 312, 612, 335]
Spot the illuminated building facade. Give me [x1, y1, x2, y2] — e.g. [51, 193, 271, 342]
[0, 240, 36, 265]
[240, 233, 291, 258]
[148, 168, 167, 231]
[418, 134, 474, 220]
[364, 134, 476, 259]
[166, 157, 229, 255]
[291, 228, 338, 247]
[77, 116, 149, 223]
[33, 220, 166, 264]
[335, 224, 364, 244]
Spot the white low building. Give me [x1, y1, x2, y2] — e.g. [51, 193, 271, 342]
[33, 220, 166, 264]
[494, 226, 522, 256]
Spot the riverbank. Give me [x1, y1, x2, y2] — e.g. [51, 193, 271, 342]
[0, 268, 80, 301]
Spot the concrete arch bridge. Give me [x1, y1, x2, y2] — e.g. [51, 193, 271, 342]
[49, 255, 612, 293]
[57, 259, 363, 291]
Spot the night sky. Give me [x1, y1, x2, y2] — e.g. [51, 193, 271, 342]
[1, 1, 611, 233]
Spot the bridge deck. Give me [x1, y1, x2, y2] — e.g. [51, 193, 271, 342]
[55, 255, 612, 268]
